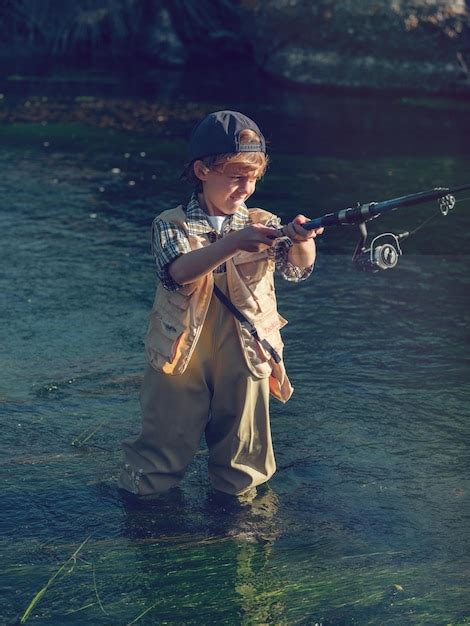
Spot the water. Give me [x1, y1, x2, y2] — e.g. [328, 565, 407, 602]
[1, 72, 469, 625]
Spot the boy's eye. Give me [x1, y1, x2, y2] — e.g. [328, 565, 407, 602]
[231, 176, 256, 182]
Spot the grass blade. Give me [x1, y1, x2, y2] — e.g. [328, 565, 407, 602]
[72, 421, 106, 448]
[20, 536, 91, 624]
[127, 600, 161, 625]
[92, 563, 108, 615]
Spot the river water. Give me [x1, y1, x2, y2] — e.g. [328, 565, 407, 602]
[1, 70, 469, 625]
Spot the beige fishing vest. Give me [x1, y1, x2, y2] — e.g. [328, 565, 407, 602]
[144, 205, 293, 403]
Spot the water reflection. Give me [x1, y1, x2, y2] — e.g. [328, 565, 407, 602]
[118, 486, 283, 624]
[118, 485, 280, 543]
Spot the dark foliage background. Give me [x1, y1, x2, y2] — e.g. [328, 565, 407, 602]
[1, 0, 469, 92]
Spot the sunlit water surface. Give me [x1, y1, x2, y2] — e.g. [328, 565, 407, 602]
[1, 76, 469, 625]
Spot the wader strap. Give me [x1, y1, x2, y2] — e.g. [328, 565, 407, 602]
[213, 284, 281, 364]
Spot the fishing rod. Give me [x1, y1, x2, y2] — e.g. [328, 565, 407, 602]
[280, 183, 470, 272]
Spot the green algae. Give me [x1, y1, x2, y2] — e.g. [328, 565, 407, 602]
[9, 534, 469, 625]
[0, 121, 185, 161]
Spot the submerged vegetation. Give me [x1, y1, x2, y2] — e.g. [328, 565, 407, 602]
[14, 534, 470, 624]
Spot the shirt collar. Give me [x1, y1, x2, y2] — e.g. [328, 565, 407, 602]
[186, 192, 250, 235]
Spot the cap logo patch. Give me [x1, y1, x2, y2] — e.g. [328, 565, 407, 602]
[238, 143, 263, 152]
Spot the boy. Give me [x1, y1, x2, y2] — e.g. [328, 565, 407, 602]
[118, 110, 323, 497]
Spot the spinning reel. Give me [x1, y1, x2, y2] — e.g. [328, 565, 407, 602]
[353, 225, 403, 272]
[352, 193, 456, 272]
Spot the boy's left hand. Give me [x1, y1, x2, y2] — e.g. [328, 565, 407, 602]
[283, 215, 324, 243]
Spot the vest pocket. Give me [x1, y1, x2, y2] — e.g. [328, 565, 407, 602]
[145, 312, 185, 365]
[232, 250, 270, 283]
[232, 255, 274, 300]
[153, 286, 191, 326]
[256, 313, 287, 351]
[156, 287, 190, 311]
[239, 312, 287, 369]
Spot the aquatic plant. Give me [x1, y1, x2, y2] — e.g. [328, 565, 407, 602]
[19, 536, 92, 624]
[72, 420, 107, 449]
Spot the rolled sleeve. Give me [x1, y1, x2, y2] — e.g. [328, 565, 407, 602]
[151, 218, 191, 291]
[273, 237, 314, 282]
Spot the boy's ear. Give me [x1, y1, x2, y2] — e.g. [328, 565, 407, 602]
[193, 160, 210, 181]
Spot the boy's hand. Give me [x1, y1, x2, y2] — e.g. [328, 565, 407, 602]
[283, 215, 324, 243]
[230, 223, 279, 252]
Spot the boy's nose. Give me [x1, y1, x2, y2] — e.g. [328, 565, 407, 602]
[239, 178, 254, 193]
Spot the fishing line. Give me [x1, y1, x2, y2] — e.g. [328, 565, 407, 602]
[454, 195, 470, 205]
[404, 194, 469, 237]
[402, 210, 441, 237]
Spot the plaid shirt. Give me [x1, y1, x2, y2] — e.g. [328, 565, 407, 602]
[151, 193, 313, 291]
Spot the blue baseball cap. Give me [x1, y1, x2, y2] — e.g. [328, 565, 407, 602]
[188, 110, 266, 161]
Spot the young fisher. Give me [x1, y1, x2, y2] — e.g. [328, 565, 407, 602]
[118, 110, 323, 498]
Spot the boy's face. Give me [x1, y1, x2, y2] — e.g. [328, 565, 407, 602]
[197, 162, 258, 216]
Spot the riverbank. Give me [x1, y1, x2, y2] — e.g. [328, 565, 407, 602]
[1, 1, 469, 96]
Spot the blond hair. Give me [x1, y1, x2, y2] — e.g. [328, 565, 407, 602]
[182, 129, 269, 190]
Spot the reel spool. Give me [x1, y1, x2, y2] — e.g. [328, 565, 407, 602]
[353, 233, 403, 272]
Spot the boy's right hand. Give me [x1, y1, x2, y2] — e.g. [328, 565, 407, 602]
[230, 224, 278, 253]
